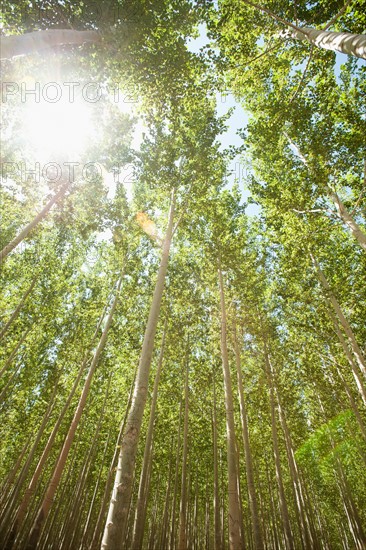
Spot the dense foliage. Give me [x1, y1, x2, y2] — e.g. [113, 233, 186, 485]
[1, 1, 365, 549]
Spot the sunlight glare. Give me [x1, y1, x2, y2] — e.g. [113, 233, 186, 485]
[23, 97, 94, 161]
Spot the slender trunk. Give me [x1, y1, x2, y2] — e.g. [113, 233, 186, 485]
[212, 372, 222, 550]
[290, 26, 366, 59]
[0, 29, 100, 59]
[0, 436, 32, 516]
[285, 134, 366, 249]
[38, 431, 83, 550]
[26, 277, 122, 548]
[233, 323, 263, 550]
[0, 327, 32, 379]
[159, 438, 174, 549]
[82, 431, 112, 549]
[0, 182, 69, 264]
[276, 394, 318, 549]
[90, 369, 137, 550]
[178, 352, 189, 550]
[263, 346, 294, 550]
[318, 392, 366, 549]
[266, 462, 280, 550]
[338, 467, 366, 549]
[101, 190, 176, 550]
[67, 380, 111, 549]
[132, 318, 168, 549]
[220, 457, 225, 550]
[147, 478, 160, 550]
[0, 276, 38, 341]
[327, 309, 366, 407]
[235, 438, 246, 549]
[328, 190, 366, 252]
[311, 254, 366, 378]
[192, 478, 197, 550]
[169, 398, 183, 550]
[240, 0, 366, 58]
[335, 365, 366, 443]
[0, 355, 27, 403]
[205, 495, 210, 550]
[129, 445, 153, 549]
[321, 306, 366, 408]
[299, 476, 321, 550]
[218, 266, 243, 550]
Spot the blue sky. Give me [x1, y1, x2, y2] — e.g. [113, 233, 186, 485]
[187, 24, 259, 215]
[186, 23, 366, 217]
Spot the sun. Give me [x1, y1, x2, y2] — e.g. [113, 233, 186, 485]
[22, 94, 94, 162]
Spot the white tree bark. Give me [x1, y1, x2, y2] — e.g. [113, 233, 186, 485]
[328, 190, 366, 252]
[0, 182, 69, 264]
[290, 27, 366, 59]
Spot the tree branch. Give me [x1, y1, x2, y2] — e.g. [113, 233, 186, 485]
[323, 0, 355, 30]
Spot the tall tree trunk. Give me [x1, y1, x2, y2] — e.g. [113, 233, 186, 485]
[265, 462, 281, 550]
[327, 190, 366, 252]
[66, 378, 111, 549]
[147, 478, 160, 550]
[0, 275, 38, 341]
[326, 306, 366, 407]
[212, 372, 222, 550]
[101, 191, 176, 550]
[276, 391, 318, 549]
[311, 254, 366, 379]
[241, 0, 366, 58]
[317, 392, 366, 549]
[263, 344, 294, 550]
[90, 369, 137, 550]
[131, 318, 168, 549]
[284, 133, 366, 250]
[169, 398, 183, 550]
[82, 430, 111, 549]
[159, 437, 174, 549]
[0, 182, 69, 264]
[0, 436, 32, 518]
[335, 364, 366, 443]
[178, 351, 189, 550]
[218, 266, 243, 550]
[0, 326, 32, 380]
[289, 27, 366, 59]
[26, 277, 122, 548]
[233, 323, 263, 550]
[0, 29, 100, 60]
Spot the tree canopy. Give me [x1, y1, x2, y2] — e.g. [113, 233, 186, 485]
[1, 1, 365, 549]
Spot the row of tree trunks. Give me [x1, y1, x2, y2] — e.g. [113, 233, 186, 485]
[25, 276, 123, 548]
[7, 299, 110, 548]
